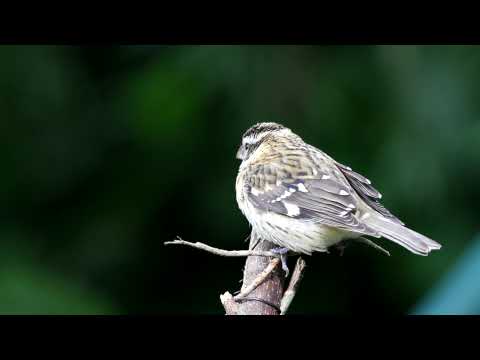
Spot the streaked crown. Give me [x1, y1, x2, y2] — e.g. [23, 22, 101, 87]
[242, 122, 286, 140]
[237, 122, 290, 161]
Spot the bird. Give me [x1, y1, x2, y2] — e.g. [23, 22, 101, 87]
[235, 122, 441, 275]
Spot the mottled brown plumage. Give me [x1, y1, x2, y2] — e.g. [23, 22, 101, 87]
[236, 122, 442, 256]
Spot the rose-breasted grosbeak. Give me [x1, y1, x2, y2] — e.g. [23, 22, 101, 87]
[236, 122, 441, 267]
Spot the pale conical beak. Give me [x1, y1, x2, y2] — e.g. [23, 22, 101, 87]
[236, 146, 244, 160]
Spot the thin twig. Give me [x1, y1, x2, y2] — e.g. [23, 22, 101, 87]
[280, 257, 307, 315]
[234, 258, 280, 301]
[165, 237, 280, 258]
[354, 237, 390, 256]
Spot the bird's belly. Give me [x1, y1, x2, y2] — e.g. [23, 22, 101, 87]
[244, 206, 351, 255]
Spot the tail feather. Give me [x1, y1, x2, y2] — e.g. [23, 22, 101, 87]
[366, 215, 441, 256]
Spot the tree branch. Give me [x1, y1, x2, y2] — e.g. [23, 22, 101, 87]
[280, 257, 307, 315]
[219, 292, 239, 315]
[165, 233, 306, 315]
[234, 258, 280, 301]
[232, 232, 286, 315]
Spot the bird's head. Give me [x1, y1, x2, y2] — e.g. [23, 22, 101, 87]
[236, 122, 292, 161]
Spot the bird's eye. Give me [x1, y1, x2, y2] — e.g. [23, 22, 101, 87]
[244, 143, 250, 150]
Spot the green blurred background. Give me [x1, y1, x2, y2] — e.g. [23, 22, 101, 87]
[0, 45, 478, 314]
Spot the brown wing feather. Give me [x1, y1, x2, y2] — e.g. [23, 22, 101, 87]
[335, 162, 405, 225]
[244, 161, 380, 237]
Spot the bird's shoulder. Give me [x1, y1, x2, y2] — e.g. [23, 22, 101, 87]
[243, 140, 346, 188]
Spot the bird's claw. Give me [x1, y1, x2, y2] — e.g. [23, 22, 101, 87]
[335, 240, 348, 256]
[271, 247, 290, 277]
[271, 247, 289, 255]
[280, 258, 289, 278]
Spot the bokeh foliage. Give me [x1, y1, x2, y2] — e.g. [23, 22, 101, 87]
[0, 45, 478, 314]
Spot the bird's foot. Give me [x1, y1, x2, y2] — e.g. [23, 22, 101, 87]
[270, 247, 290, 277]
[332, 240, 349, 256]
